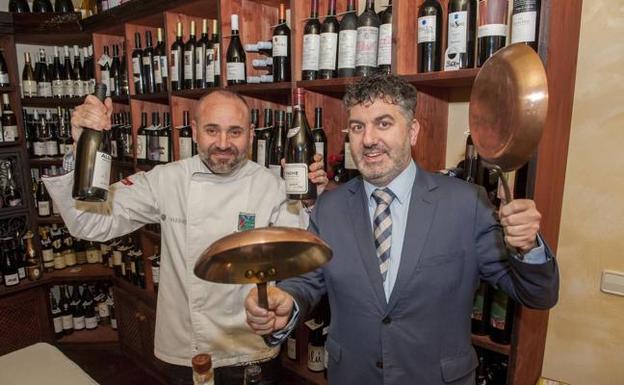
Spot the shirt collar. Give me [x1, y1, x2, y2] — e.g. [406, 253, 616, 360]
[363, 161, 416, 205]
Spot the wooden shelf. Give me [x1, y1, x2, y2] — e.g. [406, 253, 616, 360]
[0, 205, 29, 219]
[46, 263, 114, 281]
[112, 160, 135, 169]
[0, 139, 23, 148]
[56, 324, 118, 345]
[0, 86, 15, 93]
[21, 97, 85, 108]
[171, 87, 219, 100]
[37, 215, 64, 225]
[281, 353, 327, 385]
[140, 227, 160, 240]
[29, 157, 63, 167]
[471, 334, 511, 356]
[228, 82, 292, 102]
[131, 92, 169, 104]
[113, 275, 156, 308]
[111, 95, 130, 104]
[12, 12, 91, 45]
[0, 277, 49, 299]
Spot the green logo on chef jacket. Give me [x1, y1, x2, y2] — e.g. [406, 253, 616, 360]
[238, 213, 256, 231]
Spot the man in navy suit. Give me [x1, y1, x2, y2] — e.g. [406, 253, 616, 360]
[245, 74, 559, 385]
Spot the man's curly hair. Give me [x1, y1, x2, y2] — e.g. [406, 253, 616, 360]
[343, 74, 418, 121]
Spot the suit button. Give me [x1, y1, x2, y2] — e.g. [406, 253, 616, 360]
[376, 361, 383, 369]
[382, 316, 392, 324]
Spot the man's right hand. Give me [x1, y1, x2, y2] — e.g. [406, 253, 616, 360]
[245, 286, 294, 336]
[71, 95, 114, 143]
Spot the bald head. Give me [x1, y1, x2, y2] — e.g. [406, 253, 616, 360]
[195, 89, 250, 123]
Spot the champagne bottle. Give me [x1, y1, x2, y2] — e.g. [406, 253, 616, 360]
[32, 0, 53, 12]
[301, 0, 321, 80]
[82, 285, 98, 330]
[37, 49, 52, 98]
[337, 0, 358, 78]
[272, 4, 291, 82]
[1, 94, 18, 142]
[143, 31, 156, 94]
[377, 0, 393, 74]
[355, 0, 380, 77]
[268, 110, 286, 177]
[179, 110, 193, 160]
[40, 228, 55, 273]
[22, 52, 37, 97]
[477, 0, 509, 67]
[511, 0, 540, 50]
[0, 49, 9, 87]
[418, 0, 443, 73]
[211, 20, 221, 86]
[154, 28, 168, 92]
[446, 0, 477, 70]
[37, 179, 52, 217]
[284, 88, 316, 201]
[70, 285, 85, 331]
[312, 107, 327, 172]
[226, 15, 246, 85]
[9, 0, 30, 12]
[59, 285, 74, 335]
[51, 47, 64, 97]
[72, 84, 110, 202]
[184, 21, 197, 89]
[170, 22, 184, 91]
[132, 33, 145, 94]
[319, 0, 339, 79]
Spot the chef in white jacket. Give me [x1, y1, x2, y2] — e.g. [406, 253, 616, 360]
[43, 89, 328, 385]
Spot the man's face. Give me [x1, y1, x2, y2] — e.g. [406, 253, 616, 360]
[191, 95, 253, 174]
[347, 98, 419, 187]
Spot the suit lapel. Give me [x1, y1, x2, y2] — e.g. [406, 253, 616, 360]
[347, 179, 387, 312]
[386, 169, 439, 313]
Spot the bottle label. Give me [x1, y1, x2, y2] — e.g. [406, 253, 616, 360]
[34, 142, 45, 156]
[98, 302, 110, 318]
[86, 250, 99, 263]
[478, 24, 508, 38]
[356, 26, 379, 68]
[205, 48, 215, 83]
[3, 273, 18, 286]
[92, 151, 112, 191]
[284, 163, 309, 194]
[153, 56, 163, 85]
[184, 50, 194, 80]
[3, 125, 17, 142]
[136, 134, 147, 160]
[511, 11, 537, 43]
[377, 23, 392, 66]
[73, 316, 86, 330]
[314, 142, 324, 157]
[62, 315, 73, 330]
[42, 248, 54, 262]
[89, 78, 96, 94]
[272, 35, 289, 57]
[64, 251, 76, 266]
[101, 70, 111, 96]
[85, 316, 98, 329]
[148, 134, 160, 161]
[213, 43, 221, 76]
[418, 15, 437, 43]
[307, 344, 324, 372]
[319, 32, 338, 70]
[52, 80, 64, 96]
[110, 139, 118, 158]
[46, 140, 58, 156]
[152, 266, 160, 284]
[18, 267, 26, 279]
[53, 317, 63, 333]
[73, 80, 85, 97]
[109, 76, 116, 93]
[255, 139, 267, 167]
[160, 55, 169, 78]
[38, 201, 51, 216]
[227, 62, 245, 81]
[269, 164, 281, 177]
[38, 82, 52, 97]
[179, 137, 193, 160]
[302, 34, 321, 71]
[287, 336, 297, 359]
[159, 136, 170, 162]
[132, 57, 141, 76]
[23, 80, 38, 97]
[338, 30, 358, 70]
[64, 80, 74, 97]
[195, 47, 205, 79]
[345, 144, 357, 170]
[142, 56, 151, 67]
[448, 11, 468, 54]
[113, 250, 122, 266]
[490, 300, 507, 330]
[111, 317, 117, 329]
[0, 73, 9, 84]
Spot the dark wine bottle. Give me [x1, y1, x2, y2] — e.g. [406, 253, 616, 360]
[62, 46, 74, 97]
[50, 291, 64, 338]
[253, 109, 273, 168]
[488, 288, 514, 344]
[32, 0, 53, 13]
[22, 52, 37, 97]
[184, 21, 197, 89]
[120, 42, 129, 95]
[343, 131, 360, 180]
[59, 285, 74, 335]
[1, 94, 18, 142]
[312, 107, 327, 172]
[446, 0, 477, 70]
[82, 285, 98, 330]
[464, 132, 479, 183]
[268, 110, 286, 177]
[136, 112, 148, 164]
[226, 15, 246, 85]
[195, 19, 210, 89]
[54, 0, 73, 13]
[211, 20, 221, 86]
[170, 22, 184, 91]
[307, 314, 325, 372]
[132, 33, 145, 94]
[355, 0, 380, 77]
[337, 0, 358, 78]
[9, 0, 30, 13]
[110, 45, 121, 96]
[72, 84, 111, 202]
[272, 4, 291, 82]
[0, 49, 9, 87]
[143, 31, 156, 94]
[72, 45, 85, 97]
[377, 0, 393, 74]
[418, 0, 443, 73]
[100, 46, 111, 97]
[51, 47, 64, 97]
[301, 0, 321, 80]
[85, 46, 96, 94]
[159, 112, 172, 163]
[284, 88, 316, 201]
[318, 0, 339, 79]
[511, 0, 540, 50]
[154, 28, 168, 92]
[147, 112, 161, 164]
[477, 0, 509, 67]
[471, 281, 492, 335]
[179, 110, 193, 160]
[70, 285, 85, 331]
[36, 49, 52, 98]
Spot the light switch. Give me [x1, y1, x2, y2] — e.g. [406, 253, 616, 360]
[601, 270, 624, 296]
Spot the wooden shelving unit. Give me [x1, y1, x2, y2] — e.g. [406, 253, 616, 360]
[36, 215, 64, 225]
[29, 157, 63, 167]
[46, 264, 114, 281]
[57, 325, 119, 345]
[21, 96, 85, 108]
[281, 353, 327, 385]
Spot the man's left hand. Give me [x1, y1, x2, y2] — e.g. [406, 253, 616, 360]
[499, 199, 541, 253]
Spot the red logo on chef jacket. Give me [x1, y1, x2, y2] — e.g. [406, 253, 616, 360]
[121, 177, 134, 186]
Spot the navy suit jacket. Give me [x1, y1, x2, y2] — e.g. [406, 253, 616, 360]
[279, 167, 559, 385]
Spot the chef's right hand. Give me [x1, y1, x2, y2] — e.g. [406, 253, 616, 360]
[71, 95, 114, 143]
[245, 286, 294, 336]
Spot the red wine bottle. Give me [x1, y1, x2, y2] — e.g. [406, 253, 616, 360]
[312, 107, 327, 172]
[377, 0, 393, 74]
[337, 0, 357, 78]
[477, 0, 509, 67]
[446, 0, 477, 69]
[318, 0, 339, 79]
[355, 0, 380, 77]
[184, 21, 197, 89]
[511, 0, 540, 51]
[170, 22, 184, 91]
[272, 4, 291, 82]
[301, 0, 321, 80]
[418, 0, 443, 73]
[226, 15, 246, 85]
[284, 88, 316, 201]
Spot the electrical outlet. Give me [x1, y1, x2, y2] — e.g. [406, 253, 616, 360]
[601, 270, 624, 296]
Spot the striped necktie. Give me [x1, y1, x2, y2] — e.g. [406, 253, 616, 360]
[372, 188, 396, 281]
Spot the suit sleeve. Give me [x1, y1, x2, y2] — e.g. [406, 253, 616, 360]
[474, 187, 559, 309]
[43, 170, 161, 242]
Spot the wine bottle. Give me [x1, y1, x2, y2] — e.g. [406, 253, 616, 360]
[301, 0, 321, 80]
[179, 110, 193, 160]
[477, 0, 509, 67]
[136, 112, 148, 164]
[32, 0, 53, 12]
[284, 88, 316, 201]
[170, 22, 184, 91]
[0, 49, 9, 87]
[82, 285, 98, 330]
[272, 4, 291, 83]
[195, 19, 211, 89]
[355, 0, 380, 77]
[62, 46, 74, 97]
[44, 109, 58, 157]
[37, 49, 52, 97]
[159, 112, 172, 163]
[343, 132, 359, 180]
[9, 0, 30, 12]
[120, 42, 129, 95]
[211, 19, 221, 86]
[319, 0, 339, 79]
[377, 0, 393, 74]
[70, 285, 85, 331]
[418, 0, 443, 73]
[1, 240, 19, 287]
[464, 132, 478, 183]
[55, 0, 73, 13]
[3, 162, 21, 206]
[110, 45, 121, 96]
[268, 110, 286, 177]
[488, 288, 514, 344]
[446, 0, 477, 70]
[226, 15, 246, 85]
[22, 52, 37, 97]
[184, 21, 197, 89]
[307, 315, 325, 372]
[143, 31, 156, 94]
[58, 285, 74, 335]
[40, 228, 54, 273]
[95, 283, 110, 324]
[72, 45, 85, 97]
[312, 107, 327, 172]
[337, 0, 358, 78]
[99, 46, 112, 97]
[1, 94, 18, 142]
[147, 112, 161, 164]
[58, 108, 73, 155]
[154, 28, 168, 92]
[62, 228, 76, 267]
[85, 45, 96, 94]
[253, 109, 273, 167]
[150, 246, 160, 292]
[51, 47, 64, 97]
[511, 0, 540, 50]
[50, 291, 64, 338]
[471, 281, 492, 335]
[132, 33, 145, 94]
[72, 84, 111, 202]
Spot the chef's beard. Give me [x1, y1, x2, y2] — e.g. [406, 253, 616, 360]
[199, 145, 248, 174]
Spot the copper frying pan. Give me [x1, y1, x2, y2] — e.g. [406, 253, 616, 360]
[469, 43, 549, 202]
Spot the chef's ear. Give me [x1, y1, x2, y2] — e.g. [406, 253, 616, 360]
[191, 119, 197, 142]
